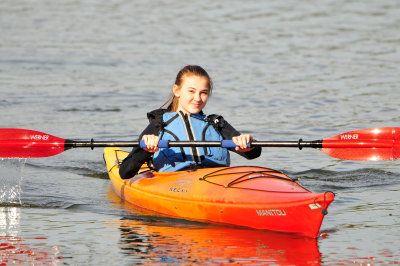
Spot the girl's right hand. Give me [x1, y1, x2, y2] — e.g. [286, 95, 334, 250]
[142, 135, 160, 153]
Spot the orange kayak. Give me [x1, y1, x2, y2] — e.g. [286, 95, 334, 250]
[104, 147, 334, 238]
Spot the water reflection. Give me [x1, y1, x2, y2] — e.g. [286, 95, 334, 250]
[0, 207, 62, 264]
[108, 189, 322, 265]
[0, 207, 20, 236]
[117, 220, 322, 265]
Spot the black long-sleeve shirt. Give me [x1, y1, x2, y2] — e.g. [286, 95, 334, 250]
[119, 114, 261, 179]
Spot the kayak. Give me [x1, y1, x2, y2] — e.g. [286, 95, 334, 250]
[104, 147, 334, 238]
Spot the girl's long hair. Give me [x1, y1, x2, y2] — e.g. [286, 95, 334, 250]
[161, 65, 213, 112]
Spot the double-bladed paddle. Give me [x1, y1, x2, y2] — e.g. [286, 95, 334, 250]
[0, 127, 399, 161]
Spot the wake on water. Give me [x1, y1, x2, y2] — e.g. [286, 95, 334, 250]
[291, 168, 400, 193]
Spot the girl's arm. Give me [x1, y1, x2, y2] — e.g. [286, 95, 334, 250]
[119, 122, 159, 179]
[216, 116, 262, 159]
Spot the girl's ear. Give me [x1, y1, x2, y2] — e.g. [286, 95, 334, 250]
[173, 84, 180, 97]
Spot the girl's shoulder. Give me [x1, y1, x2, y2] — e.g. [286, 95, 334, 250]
[146, 108, 169, 122]
[146, 109, 183, 129]
[206, 114, 227, 130]
[146, 109, 169, 131]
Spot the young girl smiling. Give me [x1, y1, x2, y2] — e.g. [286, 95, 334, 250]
[119, 65, 261, 179]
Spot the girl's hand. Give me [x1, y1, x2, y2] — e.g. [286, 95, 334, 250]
[232, 134, 255, 152]
[142, 135, 160, 153]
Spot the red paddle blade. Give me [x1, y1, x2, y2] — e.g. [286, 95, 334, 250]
[322, 127, 400, 161]
[0, 129, 66, 158]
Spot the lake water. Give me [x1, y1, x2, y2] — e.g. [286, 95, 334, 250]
[1, 0, 399, 264]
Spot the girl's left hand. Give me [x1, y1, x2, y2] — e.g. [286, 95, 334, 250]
[232, 134, 255, 152]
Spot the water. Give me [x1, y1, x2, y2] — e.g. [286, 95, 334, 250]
[1, 0, 399, 264]
[0, 159, 25, 205]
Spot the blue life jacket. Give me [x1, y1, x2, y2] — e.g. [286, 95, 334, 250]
[153, 111, 230, 172]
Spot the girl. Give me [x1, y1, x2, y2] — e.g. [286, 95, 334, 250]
[119, 65, 261, 179]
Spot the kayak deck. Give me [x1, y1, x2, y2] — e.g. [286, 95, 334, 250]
[104, 147, 334, 238]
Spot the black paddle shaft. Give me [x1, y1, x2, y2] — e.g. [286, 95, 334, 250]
[64, 139, 323, 150]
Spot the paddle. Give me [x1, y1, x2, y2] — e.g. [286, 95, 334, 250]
[0, 127, 399, 160]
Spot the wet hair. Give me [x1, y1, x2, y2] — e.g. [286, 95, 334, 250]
[161, 65, 213, 112]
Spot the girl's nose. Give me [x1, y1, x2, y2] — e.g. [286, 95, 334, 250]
[194, 93, 201, 101]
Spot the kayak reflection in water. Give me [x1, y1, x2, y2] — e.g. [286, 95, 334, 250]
[119, 65, 261, 179]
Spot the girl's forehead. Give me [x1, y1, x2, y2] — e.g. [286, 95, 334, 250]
[181, 75, 209, 88]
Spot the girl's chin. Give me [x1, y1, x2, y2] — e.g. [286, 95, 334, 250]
[188, 106, 203, 113]
[179, 105, 204, 114]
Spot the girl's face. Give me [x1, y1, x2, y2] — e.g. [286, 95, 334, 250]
[173, 75, 210, 114]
